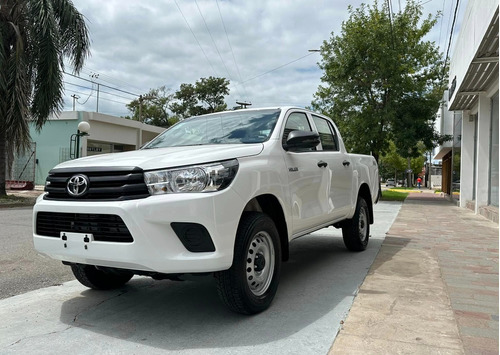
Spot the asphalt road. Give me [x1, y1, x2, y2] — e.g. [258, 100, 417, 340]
[0, 207, 74, 299]
[1, 202, 401, 354]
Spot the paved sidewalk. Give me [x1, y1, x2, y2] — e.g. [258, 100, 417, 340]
[331, 191, 499, 354]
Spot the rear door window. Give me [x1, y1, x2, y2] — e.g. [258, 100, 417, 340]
[312, 115, 339, 151]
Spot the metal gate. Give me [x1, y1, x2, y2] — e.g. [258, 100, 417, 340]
[6, 142, 36, 190]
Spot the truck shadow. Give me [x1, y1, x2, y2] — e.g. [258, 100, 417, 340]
[59, 230, 382, 351]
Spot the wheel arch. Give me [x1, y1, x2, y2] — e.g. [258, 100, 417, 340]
[358, 183, 374, 225]
[243, 194, 289, 262]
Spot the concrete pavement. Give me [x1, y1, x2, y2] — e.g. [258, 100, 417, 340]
[0, 201, 401, 354]
[1, 189, 498, 354]
[331, 191, 499, 355]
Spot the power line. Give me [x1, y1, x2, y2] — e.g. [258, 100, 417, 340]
[74, 82, 94, 105]
[66, 63, 144, 93]
[194, 1, 232, 78]
[64, 81, 136, 101]
[438, 0, 447, 52]
[240, 53, 315, 84]
[215, 0, 248, 100]
[193, 0, 244, 101]
[386, 0, 396, 50]
[64, 88, 129, 106]
[63, 71, 140, 97]
[445, 0, 455, 50]
[173, 0, 218, 76]
[442, 0, 460, 81]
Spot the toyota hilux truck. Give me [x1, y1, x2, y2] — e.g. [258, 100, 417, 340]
[33, 107, 379, 314]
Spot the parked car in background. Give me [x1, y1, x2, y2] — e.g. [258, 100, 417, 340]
[385, 178, 396, 187]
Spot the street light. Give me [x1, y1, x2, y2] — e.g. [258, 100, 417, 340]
[70, 121, 90, 159]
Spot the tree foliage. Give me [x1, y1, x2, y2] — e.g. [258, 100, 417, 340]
[170, 76, 230, 119]
[127, 77, 231, 126]
[380, 141, 427, 185]
[311, 0, 447, 162]
[379, 141, 406, 179]
[0, 0, 90, 196]
[125, 86, 177, 128]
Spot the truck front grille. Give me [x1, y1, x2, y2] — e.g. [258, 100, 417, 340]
[36, 212, 133, 243]
[44, 166, 149, 201]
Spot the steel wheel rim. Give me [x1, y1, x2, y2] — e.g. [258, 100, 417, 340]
[359, 206, 368, 242]
[246, 231, 275, 296]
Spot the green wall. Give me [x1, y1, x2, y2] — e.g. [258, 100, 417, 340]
[30, 116, 80, 185]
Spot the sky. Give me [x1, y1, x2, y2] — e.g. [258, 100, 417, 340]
[63, 0, 467, 118]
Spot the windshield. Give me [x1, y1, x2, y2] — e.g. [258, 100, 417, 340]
[143, 109, 281, 148]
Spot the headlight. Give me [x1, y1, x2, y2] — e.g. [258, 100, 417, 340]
[144, 159, 239, 195]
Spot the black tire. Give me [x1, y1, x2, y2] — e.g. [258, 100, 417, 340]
[342, 197, 370, 251]
[71, 264, 134, 290]
[215, 212, 281, 315]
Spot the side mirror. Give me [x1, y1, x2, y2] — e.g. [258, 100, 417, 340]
[285, 130, 320, 151]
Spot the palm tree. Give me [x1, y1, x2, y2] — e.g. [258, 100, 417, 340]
[0, 0, 90, 196]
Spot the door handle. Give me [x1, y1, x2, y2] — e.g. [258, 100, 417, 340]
[317, 160, 328, 168]
[342, 160, 350, 167]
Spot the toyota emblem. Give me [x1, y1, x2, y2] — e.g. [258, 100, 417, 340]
[67, 174, 89, 197]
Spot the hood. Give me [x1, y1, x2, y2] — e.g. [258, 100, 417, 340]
[54, 144, 264, 171]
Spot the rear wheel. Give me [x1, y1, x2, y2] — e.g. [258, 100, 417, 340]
[71, 264, 134, 290]
[215, 212, 281, 314]
[342, 197, 370, 251]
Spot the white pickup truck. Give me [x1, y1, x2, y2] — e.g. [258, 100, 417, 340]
[33, 107, 379, 314]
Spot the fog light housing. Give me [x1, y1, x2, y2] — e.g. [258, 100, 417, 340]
[171, 222, 216, 252]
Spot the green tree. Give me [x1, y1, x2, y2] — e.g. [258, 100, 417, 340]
[0, 0, 90, 196]
[311, 0, 446, 162]
[126, 86, 177, 128]
[379, 141, 406, 180]
[170, 76, 230, 119]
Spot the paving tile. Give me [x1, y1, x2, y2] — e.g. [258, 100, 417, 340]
[330, 194, 499, 355]
[330, 333, 464, 355]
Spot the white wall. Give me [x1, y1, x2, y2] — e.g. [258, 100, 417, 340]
[448, 0, 498, 107]
[78, 112, 164, 155]
[460, 110, 475, 207]
[475, 95, 493, 212]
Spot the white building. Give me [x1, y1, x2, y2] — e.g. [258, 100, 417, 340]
[29, 111, 165, 185]
[437, 0, 498, 222]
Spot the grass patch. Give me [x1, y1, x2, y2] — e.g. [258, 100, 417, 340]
[380, 190, 409, 201]
[0, 194, 36, 207]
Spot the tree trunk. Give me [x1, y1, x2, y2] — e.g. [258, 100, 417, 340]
[428, 151, 432, 190]
[0, 127, 6, 197]
[406, 156, 412, 188]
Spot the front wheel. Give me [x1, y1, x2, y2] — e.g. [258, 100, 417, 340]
[342, 197, 370, 251]
[215, 212, 281, 315]
[71, 264, 134, 290]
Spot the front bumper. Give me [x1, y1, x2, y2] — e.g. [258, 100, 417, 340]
[33, 188, 245, 274]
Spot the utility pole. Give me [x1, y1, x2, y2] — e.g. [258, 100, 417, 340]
[71, 94, 80, 111]
[90, 73, 100, 112]
[96, 83, 100, 112]
[139, 95, 143, 123]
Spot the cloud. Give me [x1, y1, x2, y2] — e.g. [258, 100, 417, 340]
[63, 0, 460, 118]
